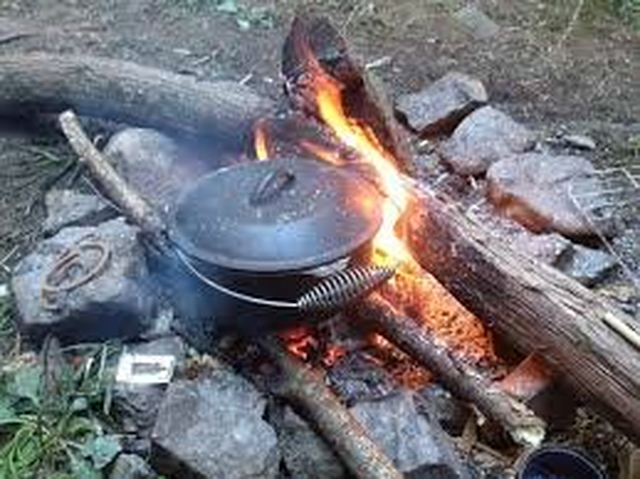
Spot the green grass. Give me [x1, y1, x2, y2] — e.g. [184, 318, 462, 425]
[0, 340, 121, 478]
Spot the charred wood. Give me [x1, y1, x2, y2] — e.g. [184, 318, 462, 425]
[357, 293, 546, 447]
[259, 337, 404, 479]
[282, 16, 412, 166]
[407, 192, 640, 445]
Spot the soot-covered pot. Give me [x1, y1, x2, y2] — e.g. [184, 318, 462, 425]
[166, 156, 387, 336]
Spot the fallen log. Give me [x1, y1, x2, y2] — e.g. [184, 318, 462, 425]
[1, 53, 273, 148]
[357, 293, 546, 447]
[58, 110, 403, 479]
[407, 192, 640, 444]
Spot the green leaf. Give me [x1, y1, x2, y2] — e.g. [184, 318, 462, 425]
[216, 0, 238, 13]
[0, 398, 17, 425]
[66, 416, 97, 438]
[7, 366, 41, 407]
[82, 435, 121, 470]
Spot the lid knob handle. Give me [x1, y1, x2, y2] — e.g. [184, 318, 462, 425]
[249, 167, 296, 206]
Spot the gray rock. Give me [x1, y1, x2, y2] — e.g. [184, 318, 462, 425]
[109, 453, 156, 479]
[276, 407, 346, 479]
[113, 336, 186, 435]
[441, 106, 535, 175]
[416, 385, 472, 438]
[466, 200, 573, 265]
[351, 391, 468, 478]
[396, 72, 488, 136]
[151, 367, 280, 479]
[557, 245, 619, 287]
[103, 128, 213, 216]
[0, 283, 7, 299]
[509, 233, 573, 266]
[11, 218, 157, 344]
[43, 189, 116, 237]
[563, 134, 596, 151]
[487, 152, 607, 238]
[453, 5, 500, 39]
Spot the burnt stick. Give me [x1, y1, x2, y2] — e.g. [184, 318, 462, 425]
[259, 337, 404, 479]
[357, 293, 546, 447]
[59, 110, 168, 251]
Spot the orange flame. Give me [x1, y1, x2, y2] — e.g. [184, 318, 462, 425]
[254, 119, 270, 161]
[299, 139, 341, 165]
[312, 75, 413, 265]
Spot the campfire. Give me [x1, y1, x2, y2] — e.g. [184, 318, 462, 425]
[256, 17, 497, 365]
[4, 12, 640, 479]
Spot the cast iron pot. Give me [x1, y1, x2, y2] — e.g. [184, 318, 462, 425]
[166, 156, 383, 336]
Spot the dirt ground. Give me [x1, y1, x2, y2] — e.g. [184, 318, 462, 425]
[0, 1, 638, 475]
[0, 0, 638, 273]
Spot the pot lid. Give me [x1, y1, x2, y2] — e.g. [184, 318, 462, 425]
[169, 157, 383, 272]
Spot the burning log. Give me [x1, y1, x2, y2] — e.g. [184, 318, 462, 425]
[0, 53, 272, 148]
[407, 192, 640, 445]
[357, 293, 546, 447]
[58, 110, 403, 479]
[259, 337, 403, 479]
[282, 16, 412, 167]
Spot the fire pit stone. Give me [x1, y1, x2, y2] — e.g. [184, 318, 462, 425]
[441, 106, 535, 176]
[103, 128, 219, 216]
[487, 152, 611, 238]
[151, 365, 280, 479]
[108, 453, 156, 479]
[395, 71, 488, 136]
[555, 244, 619, 287]
[43, 188, 116, 237]
[274, 406, 347, 479]
[350, 391, 470, 479]
[416, 384, 473, 438]
[11, 217, 159, 344]
[112, 335, 186, 436]
[467, 200, 574, 266]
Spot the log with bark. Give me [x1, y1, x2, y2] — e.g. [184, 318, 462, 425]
[406, 192, 640, 445]
[0, 53, 273, 148]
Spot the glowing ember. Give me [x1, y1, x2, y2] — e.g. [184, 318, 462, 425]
[279, 326, 347, 367]
[279, 326, 317, 360]
[299, 139, 341, 165]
